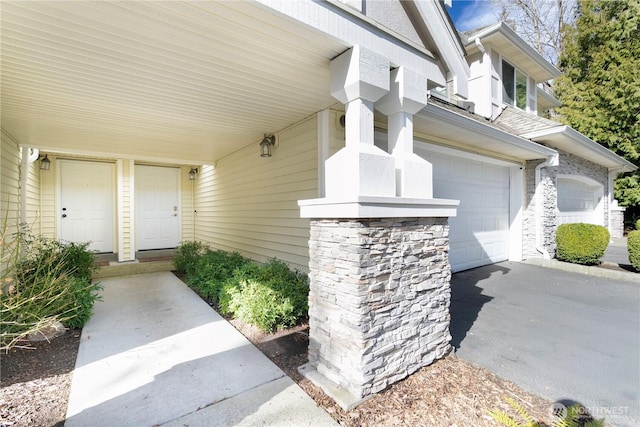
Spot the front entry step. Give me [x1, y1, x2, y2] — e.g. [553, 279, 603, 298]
[92, 249, 176, 278]
[93, 260, 174, 279]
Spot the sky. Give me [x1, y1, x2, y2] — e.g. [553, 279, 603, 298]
[446, 0, 501, 32]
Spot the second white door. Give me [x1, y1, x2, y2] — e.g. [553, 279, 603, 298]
[135, 165, 180, 250]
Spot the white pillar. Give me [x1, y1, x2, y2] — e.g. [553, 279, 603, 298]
[377, 67, 432, 198]
[325, 45, 396, 199]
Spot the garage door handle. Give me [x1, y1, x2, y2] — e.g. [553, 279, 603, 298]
[62, 214, 67, 218]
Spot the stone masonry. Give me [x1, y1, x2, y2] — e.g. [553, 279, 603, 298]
[525, 149, 609, 258]
[610, 205, 625, 238]
[306, 217, 451, 406]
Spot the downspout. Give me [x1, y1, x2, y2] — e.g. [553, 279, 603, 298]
[607, 167, 623, 236]
[535, 152, 559, 259]
[475, 38, 486, 55]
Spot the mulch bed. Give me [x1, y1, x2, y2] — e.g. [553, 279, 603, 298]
[1, 331, 81, 427]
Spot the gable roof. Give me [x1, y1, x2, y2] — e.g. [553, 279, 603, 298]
[494, 107, 637, 172]
[403, 0, 470, 98]
[462, 22, 560, 82]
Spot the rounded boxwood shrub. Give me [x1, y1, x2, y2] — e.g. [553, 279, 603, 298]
[636, 219, 640, 231]
[556, 223, 610, 265]
[628, 230, 640, 271]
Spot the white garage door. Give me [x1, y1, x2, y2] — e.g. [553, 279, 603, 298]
[417, 145, 511, 272]
[557, 177, 602, 225]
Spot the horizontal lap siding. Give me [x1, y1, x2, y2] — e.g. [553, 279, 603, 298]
[40, 156, 57, 239]
[1, 131, 21, 254]
[121, 160, 132, 259]
[25, 158, 40, 232]
[181, 166, 195, 242]
[194, 116, 317, 271]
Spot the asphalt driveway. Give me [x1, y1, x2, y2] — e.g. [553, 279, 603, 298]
[450, 262, 640, 427]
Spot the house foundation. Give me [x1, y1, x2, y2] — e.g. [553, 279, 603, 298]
[300, 216, 452, 409]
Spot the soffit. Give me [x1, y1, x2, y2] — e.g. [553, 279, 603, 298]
[522, 128, 638, 172]
[1, 1, 345, 164]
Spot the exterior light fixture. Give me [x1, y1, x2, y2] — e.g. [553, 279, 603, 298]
[39, 154, 51, 171]
[188, 167, 199, 181]
[260, 134, 276, 157]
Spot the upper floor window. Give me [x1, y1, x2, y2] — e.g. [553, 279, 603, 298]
[502, 60, 527, 110]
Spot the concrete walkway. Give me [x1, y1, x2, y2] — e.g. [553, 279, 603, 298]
[65, 272, 337, 427]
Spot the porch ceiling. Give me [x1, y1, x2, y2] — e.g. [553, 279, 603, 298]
[1, 1, 344, 164]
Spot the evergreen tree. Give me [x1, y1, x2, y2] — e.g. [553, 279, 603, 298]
[554, 0, 640, 216]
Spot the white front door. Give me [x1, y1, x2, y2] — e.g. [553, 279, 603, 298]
[59, 160, 115, 253]
[135, 165, 180, 250]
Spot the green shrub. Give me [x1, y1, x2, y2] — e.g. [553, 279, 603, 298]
[173, 241, 208, 276]
[175, 241, 309, 332]
[218, 259, 309, 332]
[189, 250, 249, 302]
[628, 230, 640, 271]
[556, 223, 610, 265]
[1, 229, 102, 350]
[636, 219, 640, 230]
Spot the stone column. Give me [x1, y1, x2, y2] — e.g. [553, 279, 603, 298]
[610, 201, 626, 239]
[298, 46, 459, 410]
[300, 216, 454, 409]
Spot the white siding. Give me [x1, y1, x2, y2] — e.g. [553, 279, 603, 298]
[40, 154, 57, 239]
[1, 130, 21, 259]
[120, 159, 133, 259]
[25, 153, 41, 231]
[466, 51, 492, 119]
[181, 166, 195, 242]
[194, 116, 318, 271]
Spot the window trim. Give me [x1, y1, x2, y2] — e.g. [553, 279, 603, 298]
[501, 59, 528, 110]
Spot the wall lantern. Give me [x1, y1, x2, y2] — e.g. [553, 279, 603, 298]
[260, 134, 276, 157]
[39, 154, 51, 171]
[188, 167, 199, 181]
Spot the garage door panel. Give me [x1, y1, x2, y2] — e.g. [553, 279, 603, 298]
[418, 146, 511, 272]
[557, 177, 602, 225]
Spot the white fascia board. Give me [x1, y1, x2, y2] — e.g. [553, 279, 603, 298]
[255, 0, 446, 87]
[422, 103, 558, 159]
[536, 86, 562, 107]
[412, 0, 470, 99]
[298, 196, 459, 218]
[465, 22, 560, 80]
[522, 126, 638, 172]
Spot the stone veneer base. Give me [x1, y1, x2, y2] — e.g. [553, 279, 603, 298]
[298, 363, 372, 411]
[305, 217, 453, 409]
